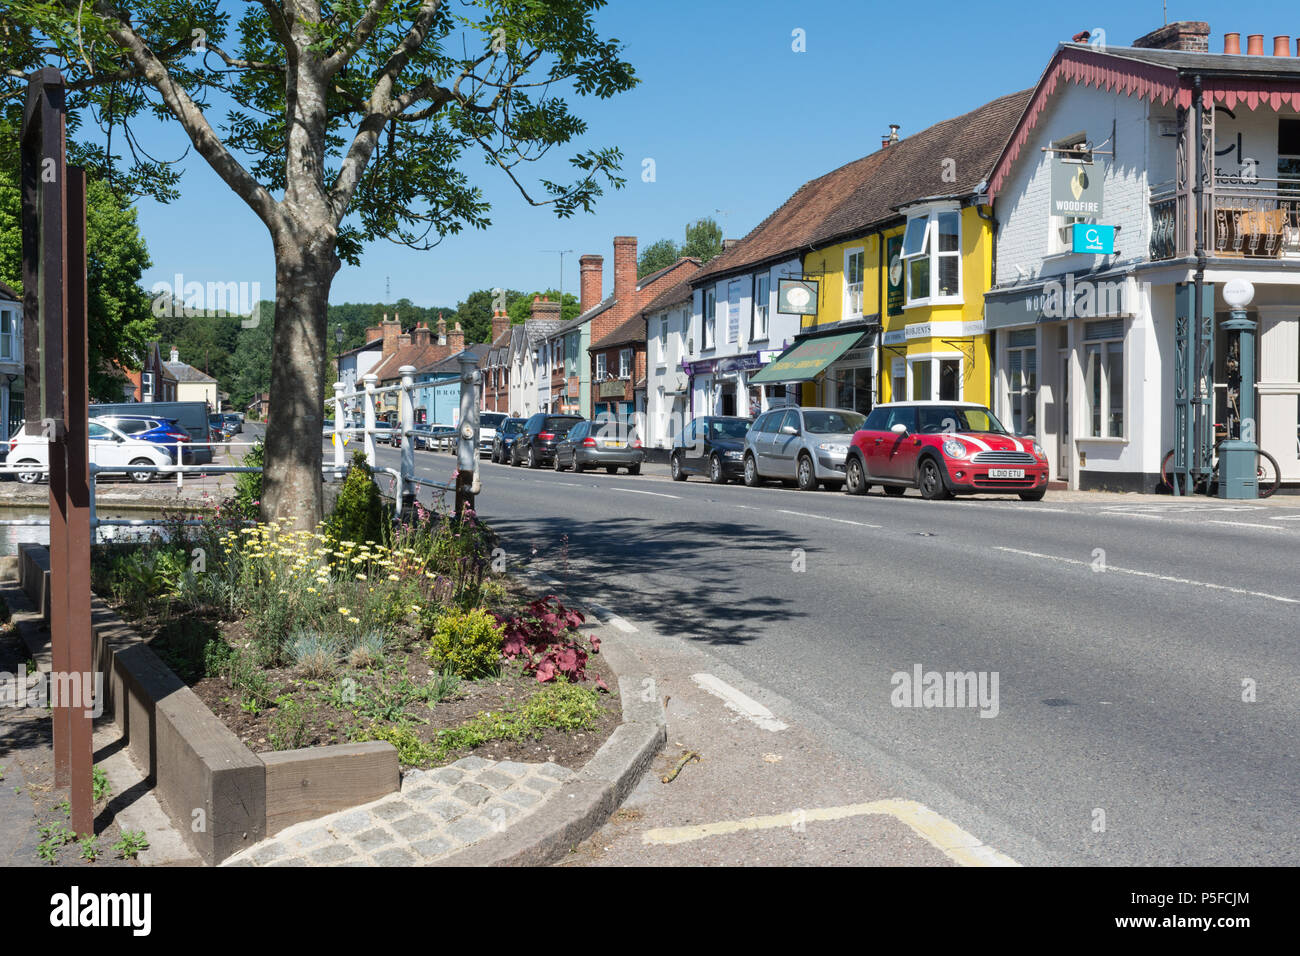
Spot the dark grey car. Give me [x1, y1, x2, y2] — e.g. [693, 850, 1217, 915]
[553, 420, 644, 474]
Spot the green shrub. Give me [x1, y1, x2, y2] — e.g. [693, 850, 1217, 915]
[352, 724, 436, 766]
[425, 607, 504, 678]
[229, 441, 264, 520]
[328, 451, 384, 550]
[269, 697, 309, 751]
[289, 630, 340, 679]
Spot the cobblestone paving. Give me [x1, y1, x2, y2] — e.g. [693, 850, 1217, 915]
[222, 756, 574, 866]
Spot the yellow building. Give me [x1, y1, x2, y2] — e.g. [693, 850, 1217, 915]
[749, 90, 1031, 415]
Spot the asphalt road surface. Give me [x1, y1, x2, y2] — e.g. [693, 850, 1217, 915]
[375, 443, 1299, 866]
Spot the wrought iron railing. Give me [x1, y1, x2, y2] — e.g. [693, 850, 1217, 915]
[1150, 177, 1300, 260]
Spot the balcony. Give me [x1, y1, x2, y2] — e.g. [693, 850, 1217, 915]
[1150, 178, 1300, 261]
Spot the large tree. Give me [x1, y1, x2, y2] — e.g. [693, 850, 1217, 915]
[1, 1, 636, 527]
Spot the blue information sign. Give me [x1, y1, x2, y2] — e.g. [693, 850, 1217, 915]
[1072, 223, 1115, 254]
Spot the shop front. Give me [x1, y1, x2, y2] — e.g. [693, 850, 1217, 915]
[752, 327, 875, 412]
[686, 351, 781, 418]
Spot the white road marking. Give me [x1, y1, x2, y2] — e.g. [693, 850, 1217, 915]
[641, 798, 1019, 866]
[586, 603, 638, 633]
[995, 546, 1299, 605]
[1270, 514, 1300, 521]
[691, 673, 788, 732]
[776, 509, 882, 529]
[1206, 519, 1291, 531]
[610, 488, 681, 499]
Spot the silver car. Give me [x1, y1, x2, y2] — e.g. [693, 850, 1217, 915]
[742, 406, 866, 491]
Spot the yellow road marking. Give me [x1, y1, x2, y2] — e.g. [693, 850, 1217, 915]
[641, 798, 1019, 866]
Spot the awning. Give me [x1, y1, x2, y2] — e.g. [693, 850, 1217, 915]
[749, 331, 865, 384]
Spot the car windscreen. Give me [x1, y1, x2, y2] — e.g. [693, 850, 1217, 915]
[710, 420, 749, 440]
[544, 417, 581, 436]
[917, 406, 1009, 434]
[803, 410, 865, 434]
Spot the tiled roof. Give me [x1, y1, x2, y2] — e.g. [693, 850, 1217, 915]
[691, 89, 1033, 284]
[339, 337, 383, 358]
[590, 315, 645, 350]
[637, 267, 698, 318]
[164, 361, 218, 384]
[371, 334, 456, 381]
[1075, 43, 1300, 75]
[420, 343, 490, 375]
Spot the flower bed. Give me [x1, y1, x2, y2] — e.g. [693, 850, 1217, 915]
[89, 456, 617, 771]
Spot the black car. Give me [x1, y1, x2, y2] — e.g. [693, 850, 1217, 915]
[492, 417, 526, 463]
[670, 415, 752, 483]
[511, 413, 583, 468]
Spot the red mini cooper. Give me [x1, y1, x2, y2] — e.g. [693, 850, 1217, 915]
[844, 401, 1050, 501]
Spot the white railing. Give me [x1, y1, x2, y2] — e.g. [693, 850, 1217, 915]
[0, 355, 482, 534]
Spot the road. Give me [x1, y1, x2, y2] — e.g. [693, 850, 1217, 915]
[373, 442, 1300, 866]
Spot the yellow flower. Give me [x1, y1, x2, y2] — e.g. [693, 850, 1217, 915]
[388, 574, 399, 581]
[355, 574, 367, 581]
[339, 608, 351, 616]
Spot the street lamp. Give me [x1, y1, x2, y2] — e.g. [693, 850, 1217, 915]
[1218, 279, 1257, 499]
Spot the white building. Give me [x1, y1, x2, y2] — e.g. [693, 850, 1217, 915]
[986, 24, 1300, 490]
[0, 281, 21, 441]
[643, 275, 694, 448]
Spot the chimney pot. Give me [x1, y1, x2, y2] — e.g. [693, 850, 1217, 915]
[1247, 34, 1265, 55]
[1274, 36, 1291, 56]
[888, 124, 900, 143]
[882, 136, 891, 149]
[1225, 32, 1241, 54]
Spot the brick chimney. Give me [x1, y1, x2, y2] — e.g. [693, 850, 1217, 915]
[396, 312, 411, 347]
[613, 236, 636, 306]
[412, 321, 431, 348]
[364, 324, 382, 345]
[381, 313, 401, 356]
[530, 294, 562, 324]
[436, 315, 447, 346]
[491, 308, 510, 344]
[447, 320, 465, 353]
[579, 254, 603, 314]
[1132, 21, 1210, 52]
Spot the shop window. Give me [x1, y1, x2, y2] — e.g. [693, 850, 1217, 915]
[1007, 329, 1038, 435]
[1083, 319, 1125, 438]
[902, 208, 961, 304]
[939, 359, 960, 400]
[835, 365, 873, 416]
[910, 359, 932, 401]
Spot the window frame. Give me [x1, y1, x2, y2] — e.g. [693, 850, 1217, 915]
[752, 273, 770, 342]
[619, 347, 632, 379]
[704, 289, 717, 350]
[843, 247, 866, 318]
[901, 205, 963, 307]
[1082, 320, 1127, 440]
[596, 352, 607, 381]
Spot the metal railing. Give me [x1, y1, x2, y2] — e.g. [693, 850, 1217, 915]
[0, 354, 482, 535]
[1149, 177, 1300, 260]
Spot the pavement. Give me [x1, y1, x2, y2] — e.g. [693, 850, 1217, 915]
[223, 757, 575, 866]
[369, 447, 1300, 867]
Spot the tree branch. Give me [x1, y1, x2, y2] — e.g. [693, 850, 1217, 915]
[92, 1, 282, 230]
[322, 0, 393, 77]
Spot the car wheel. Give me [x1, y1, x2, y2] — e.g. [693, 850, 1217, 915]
[917, 458, 951, 500]
[510, 447, 520, 467]
[883, 484, 906, 497]
[573, 454, 585, 474]
[709, 455, 727, 484]
[15, 460, 43, 485]
[606, 466, 618, 474]
[743, 453, 761, 487]
[845, 456, 869, 495]
[1019, 488, 1047, 501]
[129, 458, 155, 483]
[627, 463, 641, 476]
[796, 454, 817, 491]
[527, 446, 539, 469]
[670, 453, 686, 481]
[554, 451, 566, 471]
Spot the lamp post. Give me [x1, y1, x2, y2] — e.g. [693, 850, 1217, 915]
[1217, 279, 1257, 499]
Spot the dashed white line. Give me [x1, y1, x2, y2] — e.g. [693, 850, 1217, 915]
[610, 488, 681, 499]
[776, 509, 882, 529]
[994, 546, 1299, 605]
[1206, 519, 1291, 531]
[692, 673, 788, 732]
[585, 603, 639, 633]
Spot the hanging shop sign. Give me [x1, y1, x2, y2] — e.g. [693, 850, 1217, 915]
[777, 278, 819, 316]
[1071, 223, 1115, 254]
[1051, 156, 1105, 216]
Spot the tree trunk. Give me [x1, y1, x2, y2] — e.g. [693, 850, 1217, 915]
[260, 231, 338, 529]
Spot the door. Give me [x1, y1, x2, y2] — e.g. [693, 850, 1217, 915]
[88, 421, 124, 468]
[769, 409, 802, 477]
[683, 419, 705, 473]
[876, 406, 919, 480]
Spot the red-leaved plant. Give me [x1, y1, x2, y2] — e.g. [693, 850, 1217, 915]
[495, 595, 606, 690]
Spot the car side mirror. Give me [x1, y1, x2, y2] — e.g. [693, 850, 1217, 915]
[890, 423, 909, 435]
[780, 425, 799, 436]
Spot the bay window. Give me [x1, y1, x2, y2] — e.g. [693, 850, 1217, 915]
[902, 207, 962, 304]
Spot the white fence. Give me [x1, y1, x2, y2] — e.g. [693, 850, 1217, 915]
[0, 355, 482, 535]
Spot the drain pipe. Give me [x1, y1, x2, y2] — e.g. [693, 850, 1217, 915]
[1192, 74, 1208, 484]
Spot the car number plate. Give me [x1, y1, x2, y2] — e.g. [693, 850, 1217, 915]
[988, 468, 1025, 479]
[604, 440, 625, 448]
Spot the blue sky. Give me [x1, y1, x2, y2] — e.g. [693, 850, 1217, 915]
[124, 1, 1298, 308]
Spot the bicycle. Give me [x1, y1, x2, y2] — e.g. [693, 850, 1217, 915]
[1160, 423, 1281, 498]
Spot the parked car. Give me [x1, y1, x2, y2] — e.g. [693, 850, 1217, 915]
[491, 417, 527, 463]
[511, 413, 583, 468]
[670, 416, 751, 483]
[7, 419, 173, 484]
[221, 413, 243, 434]
[88, 401, 213, 465]
[418, 424, 456, 451]
[554, 420, 644, 474]
[211, 414, 230, 442]
[478, 412, 507, 457]
[93, 414, 192, 463]
[844, 401, 1049, 501]
[742, 406, 865, 491]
